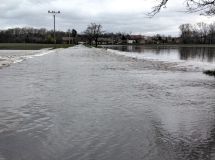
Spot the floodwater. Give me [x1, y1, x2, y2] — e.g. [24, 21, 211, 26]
[0, 49, 54, 68]
[0, 45, 215, 160]
[103, 45, 215, 63]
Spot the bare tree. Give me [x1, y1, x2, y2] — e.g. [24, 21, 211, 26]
[149, 0, 215, 16]
[84, 23, 103, 47]
[196, 22, 209, 43]
[178, 22, 215, 44]
[208, 22, 215, 44]
[68, 29, 77, 44]
[72, 29, 78, 44]
[179, 24, 193, 43]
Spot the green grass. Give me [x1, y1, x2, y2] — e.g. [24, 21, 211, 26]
[203, 70, 215, 76]
[0, 43, 74, 50]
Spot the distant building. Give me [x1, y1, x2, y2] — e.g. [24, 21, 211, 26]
[128, 35, 146, 44]
[62, 37, 73, 44]
[97, 38, 113, 45]
[127, 40, 135, 44]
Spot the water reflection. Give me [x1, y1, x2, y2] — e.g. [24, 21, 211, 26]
[103, 45, 215, 63]
[179, 47, 215, 63]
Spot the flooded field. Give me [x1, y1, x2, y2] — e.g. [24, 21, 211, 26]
[103, 45, 215, 64]
[0, 45, 215, 160]
[0, 49, 55, 68]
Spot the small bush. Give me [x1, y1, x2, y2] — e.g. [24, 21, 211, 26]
[203, 70, 215, 76]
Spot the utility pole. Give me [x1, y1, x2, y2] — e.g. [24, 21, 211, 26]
[48, 10, 60, 44]
[68, 29, 71, 45]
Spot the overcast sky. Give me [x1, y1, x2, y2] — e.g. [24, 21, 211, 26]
[1, 0, 215, 36]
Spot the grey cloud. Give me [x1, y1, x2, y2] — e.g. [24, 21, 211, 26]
[0, 0, 214, 35]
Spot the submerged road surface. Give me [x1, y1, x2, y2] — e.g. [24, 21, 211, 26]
[0, 46, 215, 160]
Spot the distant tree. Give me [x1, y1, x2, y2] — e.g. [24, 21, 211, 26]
[195, 22, 209, 43]
[72, 29, 77, 37]
[150, 0, 215, 16]
[0, 27, 76, 44]
[179, 24, 193, 43]
[71, 29, 77, 44]
[208, 22, 215, 44]
[46, 34, 54, 44]
[67, 29, 77, 44]
[121, 35, 127, 44]
[84, 23, 103, 47]
[178, 22, 215, 44]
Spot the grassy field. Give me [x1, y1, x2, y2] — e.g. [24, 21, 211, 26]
[0, 43, 74, 50]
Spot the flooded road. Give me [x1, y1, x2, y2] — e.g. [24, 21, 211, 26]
[0, 46, 215, 160]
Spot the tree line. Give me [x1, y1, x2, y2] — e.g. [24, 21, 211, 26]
[0, 25, 135, 45]
[1, 21, 215, 45]
[179, 22, 215, 44]
[0, 27, 77, 44]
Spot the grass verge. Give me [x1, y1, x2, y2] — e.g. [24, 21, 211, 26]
[0, 43, 74, 50]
